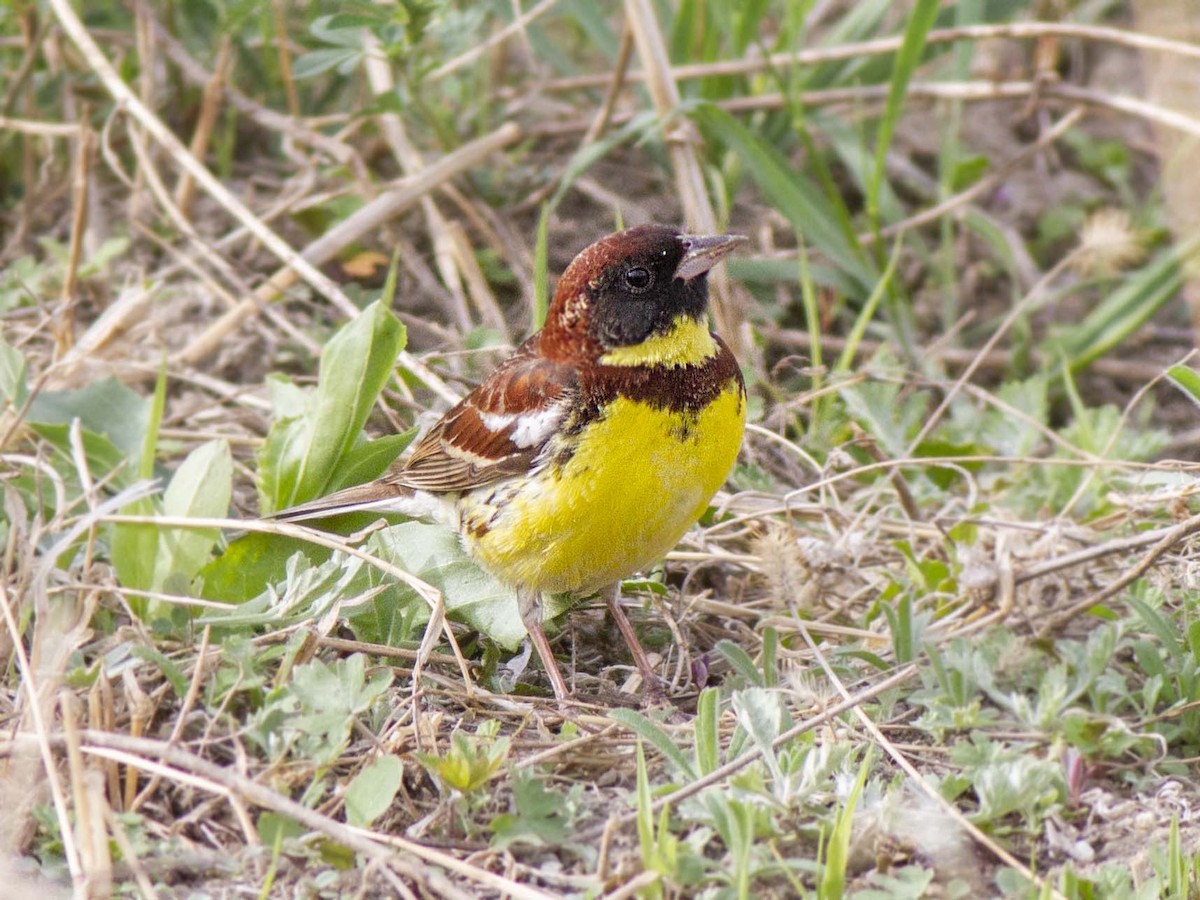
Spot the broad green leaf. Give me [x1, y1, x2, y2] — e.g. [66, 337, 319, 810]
[328, 430, 416, 494]
[30, 423, 129, 486]
[345, 755, 402, 828]
[713, 639, 764, 687]
[112, 366, 168, 598]
[259, 300, 406, 512]
[198, 532, 330, 604]
[265, 375, 310, 420]
[0, 336, 27, 407]
[111, 495, 159, 593]
[949, 154, 990, 192]
[153, 440, 233, 594]
[257, 654, 392, 768]
[293, 47, 362, 80]
[28, 377, 149, 459]
[297, 301, 405, 495]
[490, 769, 572, 849]
[257, 813, 304, 846]
[365, 522, 531, 650]
[838, 380, 929, 458]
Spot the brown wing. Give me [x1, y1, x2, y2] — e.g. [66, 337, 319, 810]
[390, 338, 577, 494]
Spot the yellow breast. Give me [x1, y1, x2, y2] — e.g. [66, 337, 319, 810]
[460, 383, 745, 596]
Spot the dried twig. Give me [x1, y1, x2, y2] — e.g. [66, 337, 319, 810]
[1039, 513, 1200, 634]
[173, 36, 232, 219]
[541, 21, 1200, 91]
[175, 122, 522, 383]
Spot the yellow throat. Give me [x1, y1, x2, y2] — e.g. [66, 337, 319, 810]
[599, 315, 719, 367]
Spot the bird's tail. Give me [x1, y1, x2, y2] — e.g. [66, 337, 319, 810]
[270, 481, 427, 523]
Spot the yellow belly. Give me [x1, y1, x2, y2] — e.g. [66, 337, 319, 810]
[460, 384, 745, 596]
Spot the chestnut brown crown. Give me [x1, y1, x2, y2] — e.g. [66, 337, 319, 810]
[540, 224, 745, 362]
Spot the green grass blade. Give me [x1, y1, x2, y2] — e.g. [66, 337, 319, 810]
[818, 754, 870, 899]
[694, 687, 720, 776]
[533, 205, 550, 330]
[610, 708, 696, 780]
[834, 236, 901, 375]
[1050, 244, 1189, 373]
[695, 105, 872, 289]
[866, 0, 940, 233]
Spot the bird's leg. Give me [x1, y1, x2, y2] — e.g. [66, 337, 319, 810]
[518, 587, 571, 701]
[606, 584, 666, 701]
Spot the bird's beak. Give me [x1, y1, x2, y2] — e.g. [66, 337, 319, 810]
[675, 233, 748, 281]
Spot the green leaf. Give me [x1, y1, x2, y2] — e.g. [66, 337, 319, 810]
[634, 742, 657, 891]
[259, 300, 406, 512]
[293, 47, 362, 79]
[257, 812, 304, 846]
[364, 522, 554, 651]
[839, 380, 929, 458]
[137, 364, 168, 480]
[344, 755, 402, 828]
[416, 724, 509, 795]
[693, 687, 720, 777]
[820, 757, 870, 899]
[129, 643, 189, 697]
[111, 496, 159, 594]
[0, 336, 27, 407]
[275, 654, 392, 767]
[731, 688, 785, 785]
[112, 366, 168, 599]
[490, 769, 572, 849]
[153, 440, 233, 594]
[198, 532, 330, 604]
[713, 639, 764, 687]
[948, 154, 990, 192]
[1167, 364, 1200, 408]
[327, 430, 416, 493]
[31, 423, 129, 486]
[28, 377, 149, 459]
[533, 205, 550, 330]
[609, 708, 696, 780]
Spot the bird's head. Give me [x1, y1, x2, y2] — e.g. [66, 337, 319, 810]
[540, 225, 746, 364]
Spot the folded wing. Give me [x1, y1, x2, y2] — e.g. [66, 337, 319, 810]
[272, 338, 577, 521]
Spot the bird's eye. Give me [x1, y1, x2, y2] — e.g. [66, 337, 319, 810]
[624, 266, 653, 292]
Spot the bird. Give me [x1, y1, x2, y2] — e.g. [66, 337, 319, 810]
[273, 224, 747, 702]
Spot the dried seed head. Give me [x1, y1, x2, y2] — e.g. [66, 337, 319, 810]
[753, 524, 809, 607]
[1074, 208, 1145, 277]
